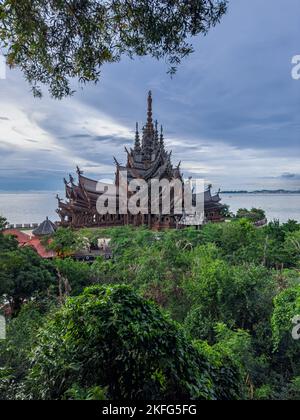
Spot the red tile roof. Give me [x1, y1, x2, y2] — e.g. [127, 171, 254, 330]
[3, 229, 55, 259]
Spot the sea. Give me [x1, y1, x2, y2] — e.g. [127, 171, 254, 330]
[0, 192, 300, 225]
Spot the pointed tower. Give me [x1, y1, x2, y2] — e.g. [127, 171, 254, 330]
[142, 91, 155, 160]
[154, 120, 159, 151]
[146, 90, 154, 134]
[160, 125, 165, 152]
[134, 122, 141, 153]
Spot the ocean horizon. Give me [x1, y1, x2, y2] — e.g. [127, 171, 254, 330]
[1, 192, 300, 225]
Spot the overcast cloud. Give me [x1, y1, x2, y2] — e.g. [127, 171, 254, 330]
[0, 0, 299, 192]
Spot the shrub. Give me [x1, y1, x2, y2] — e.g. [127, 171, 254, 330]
[26, 285, 241, 400]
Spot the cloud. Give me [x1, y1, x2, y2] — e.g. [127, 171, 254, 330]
[281, 173, 300, 180]
[0, 0, 299, 192]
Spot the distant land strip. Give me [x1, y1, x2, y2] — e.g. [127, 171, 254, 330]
[221, 190, 300, 194]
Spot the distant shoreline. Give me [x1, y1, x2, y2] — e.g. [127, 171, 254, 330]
[0, 190, 300, 195]
[221, 190, 300, 195]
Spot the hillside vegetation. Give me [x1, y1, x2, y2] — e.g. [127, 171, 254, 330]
[1, 217, 300, 400]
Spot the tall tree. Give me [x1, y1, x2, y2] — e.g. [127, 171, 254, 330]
[0, 247, 56, 315]
[0, 216, 8, 231]
[0, 0, 227, 98]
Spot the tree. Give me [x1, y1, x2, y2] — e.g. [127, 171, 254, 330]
[0, 216, 8, 231]
[236, 208, 266, 223]
[0, 0, 228, 98]
[0, 247, 56, 315]
[184, 244, 276, 334]
[220, 204, 233, 218]
[212, 323, 270, 399]
[271, 285, 300, 378]
[0, 233, 18, 252]
[54, 257, 97, 296]
[0, 301, 51, 400]
[25, 284, 241, 400]
[284, 230, 300, 267]
[48, 227, 84, 257]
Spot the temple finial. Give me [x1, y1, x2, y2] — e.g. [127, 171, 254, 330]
[134, 122, 141, 152]
[76, 166, 83, 176]
[146, 91, 153, 132]
[113, 156, 120, 167]
[154, 120, 159, 149]
[160, 125, 165, 148]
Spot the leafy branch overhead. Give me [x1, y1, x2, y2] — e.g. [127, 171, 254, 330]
[0, 0, 228, 98]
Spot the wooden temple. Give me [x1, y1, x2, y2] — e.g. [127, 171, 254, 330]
[57, 92, 224, 229]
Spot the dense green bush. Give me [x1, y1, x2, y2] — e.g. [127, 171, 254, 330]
[236, 208, 266, 222]
[0, 247, 56, 315]
[271, 285, 300, 379]
[25, 285, 241, 400]
[0, 301, 51, 399]
[54, 258, 97, 296]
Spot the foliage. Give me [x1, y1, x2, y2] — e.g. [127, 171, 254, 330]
[0, 216, 17, 252]
[0, 233, 18, 252]
[284, 231, 300, 267]
[185, 244, 276, 333]
[285, 377, 300, 400]
[54, 257, 97, 296]
[0, 247, 56, 314]
[48, 227, 85, 257]
[1, 218, 300, 400]
[184, 306, 216, 343]
[236, 208, 266, 222]
[220, 204, 233, 218]
[64, 384, 108, 401]
[25, 285, 239, 400]
[0, 301, 51, 399]
[0, 0, 227, 98]
[0, 216, 8, 231]
[193, 339, 243, 400]
[271, 285, 300, 378]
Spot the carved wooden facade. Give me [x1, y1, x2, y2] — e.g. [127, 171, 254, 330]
[57, 92, 224, 229]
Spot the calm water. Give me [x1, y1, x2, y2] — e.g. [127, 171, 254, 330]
[0, 193, 60, 225]
[222, 193, 300, 223]
[0, 192, 300, 225]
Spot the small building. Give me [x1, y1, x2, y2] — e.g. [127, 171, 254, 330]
[3, 217, 57, 259]
[32, 217, 57, 237]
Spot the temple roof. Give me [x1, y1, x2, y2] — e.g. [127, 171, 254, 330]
[57, 91, 225, 219]
[33, 217, 57, 236]
[79, 174, 99, 193]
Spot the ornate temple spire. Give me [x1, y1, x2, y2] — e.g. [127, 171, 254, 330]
[160, 125, 165, 150]
[154, 120, 159, 150]
[134, 122, 141, 152]
[146, 90, 154, 133]
[142, 91, 157, 160]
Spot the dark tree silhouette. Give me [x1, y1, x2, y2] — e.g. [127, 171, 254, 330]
[0, 0, 227, 98]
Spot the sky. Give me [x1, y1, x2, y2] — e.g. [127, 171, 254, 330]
[0, 0, 300, 193]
